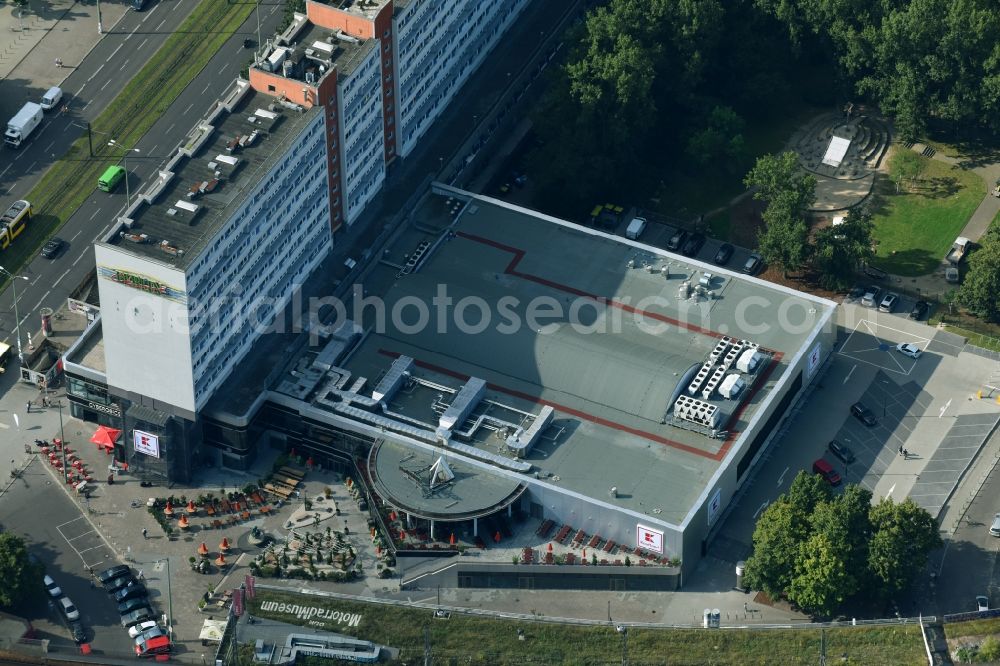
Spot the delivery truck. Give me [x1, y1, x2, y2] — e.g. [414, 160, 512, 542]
[4, 102, 43, 148]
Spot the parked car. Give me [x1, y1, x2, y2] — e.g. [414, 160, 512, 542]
[97, 564, 130, 584]
[128, 620, 159, 639]
[666, 229, 688, 251]
[977, 595, 989, 612]
[878, 292, 899, 313]
[68, 621, 87, 645]
[104, 574, 136, 593]
[742, 254, 763, 275]
[851, 401, 877, 426]
[113, 581, 147, 604]
[812, 459, 842, 486]
[681, 232, 706, 257]
[40, 237, 64, 259]
[991, 513, 1000, 537]
[58, 596, 80, 622]
[896, 343, 922, 359]
[861, 286, 882, 307]
[828, 440, 855, 465]
[118, 596, 152, 615]
[134, 626, 165, 645]
[121, 607, 155, 628]
[713, 243, 734, 265]
[909, 300, 930, 320]
[135, 634, 171, 658]
[43, 575, 62, 599]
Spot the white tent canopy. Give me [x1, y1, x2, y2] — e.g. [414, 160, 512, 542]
[429, 456, 455, 487]
[822, 136, 851, 167]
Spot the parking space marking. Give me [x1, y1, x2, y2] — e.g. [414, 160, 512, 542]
[838, 319, 930, 376]
[843, 363, 856, 384]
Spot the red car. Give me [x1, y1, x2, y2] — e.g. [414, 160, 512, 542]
[135, 634, 171, 658]
[812, 459, 842, 486]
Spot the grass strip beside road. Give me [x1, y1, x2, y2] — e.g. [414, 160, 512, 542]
[249, 589, 927, 665]
[1, 0, 254, 280]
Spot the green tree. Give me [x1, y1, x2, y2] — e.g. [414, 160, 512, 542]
[888, 150, 924, 193]
[812, 206, 875, 289]
[959, 231, 1000, 321]
[787, 532, 851, 617]
[685, 106, 746, 170]
[757, 202, 810, 277]
[744, 152, 816, 212]
[810, 485, 873, 591]
[867, 497, 942, 599]
[744, 472, 829, 598]
[0, 534, 41, 609]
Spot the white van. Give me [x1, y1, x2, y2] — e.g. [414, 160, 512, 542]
[625, 217, 647, 240]
[40, 87, 63, 111]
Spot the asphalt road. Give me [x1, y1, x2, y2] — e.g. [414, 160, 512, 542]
[0, 457, 132, 655]
[0, 0, 203, 197]
[0, 1, 285, 350]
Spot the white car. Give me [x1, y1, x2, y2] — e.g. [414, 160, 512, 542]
[128, 620, 159, 639]
[43, 575, 61, 599]
[977, 595, 989, 612]
[896, 343, 922, 359]
[58, 596, 79, 622]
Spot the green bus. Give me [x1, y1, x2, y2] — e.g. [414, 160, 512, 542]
[98, 165, 126, 192]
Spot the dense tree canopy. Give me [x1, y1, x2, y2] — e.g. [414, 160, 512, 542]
[744, 472, 941, 617]
[958, 229, 1000, 321]
[812, 206, 875, 289]
[0, 534, 41, 610]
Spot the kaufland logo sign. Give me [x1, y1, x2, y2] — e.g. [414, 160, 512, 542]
[258, 601, 362, 627]
[636, 524, 664, 554]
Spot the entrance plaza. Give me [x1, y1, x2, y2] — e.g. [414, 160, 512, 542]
[205, 186, 837, 574]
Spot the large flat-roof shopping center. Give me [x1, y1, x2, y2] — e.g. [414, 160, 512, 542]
[65, 183, 834, 571]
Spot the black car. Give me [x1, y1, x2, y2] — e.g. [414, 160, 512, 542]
[40, 237, 64, 259]
[828, 439, 855, 464]
[121, 607, 155, 628]
[851, 401, 877, 426]
[113, 581, 147, 604]
[742, 253, 763, 275]
[97, 565, 131, 585]
[909, 300, 930, 320]
[68, 620, 87, 645]
[681, 232, 706, 257]
[713, 243, 734, 265]
[104, 574, 136, 593]
[118, 596, 152, 615]
[666, 229, 688, 251]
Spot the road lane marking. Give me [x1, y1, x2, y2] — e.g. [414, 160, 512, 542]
[30, 275, 41, 286]
[89, 208, 101, 220]
[0, 165, 9, 178]
[166, 123, 175, 133]
[940, 398, 952, 418]
[885, 483, 896, 499]
[184, 102, 194, 114]
[149, 144, 158, 155]
[120, 60, 129, 71]
[71, 229, 82, 241]
[155, 18, 166, 31]
[27, 161, 37, 172]
[202, 82, 212, 94]
[72, 251, 87, 266]
[753, 501, 770, 519]
[777, 466, 789, 486]
[100, 79, 112, 91]
[44, 141, 54, 152]
[32, 291, 51, 310]
[125, 27, 137, 41]
[76, 82, 87, 95]
[88, 62, 105, 81]
[218, 63, 227, 75]
[137, 38, 148, 50]
[106, 44, 123, 62]
[82, 99, 92, 110]
[53, 270, 70, 288]
[843, 363, 857, 385]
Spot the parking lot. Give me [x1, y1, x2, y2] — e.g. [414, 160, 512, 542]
[56, 515, 117, 572]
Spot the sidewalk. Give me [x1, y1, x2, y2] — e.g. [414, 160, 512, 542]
[0, 0, 128, 119]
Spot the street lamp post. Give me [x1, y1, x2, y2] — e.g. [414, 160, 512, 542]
[56, 401, 67, 483]
[157, 558, 173, 638]
[0, 266, 30, 364]
[108, 141, 140, 208]
[97, 0, 103, 34]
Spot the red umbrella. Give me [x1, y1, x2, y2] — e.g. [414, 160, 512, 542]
[164, 501, 174, 516]
[399, 530, 407, 540]
[215, 553, 227, 566]
[449, 533, 456, 545]
[219, 537, 231, 552]
[89, 426, 120, 450]
[186, 500, 197, 514]
[197, 543, 209, 556]
[494, 531, 501, 543]
[547, 542, 553, 552]
[389, 511, 397, 522]
[177, 514, 190, 529]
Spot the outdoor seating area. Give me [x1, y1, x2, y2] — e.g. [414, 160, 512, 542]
[150, 476, 302, 535]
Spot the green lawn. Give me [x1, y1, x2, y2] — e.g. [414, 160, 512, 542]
[869, 155, 985, 276]
[0, 0, 255, 287]
[248, 589, 927, 665]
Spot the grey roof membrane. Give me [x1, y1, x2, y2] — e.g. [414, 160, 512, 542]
[338, 194, 835, 524]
